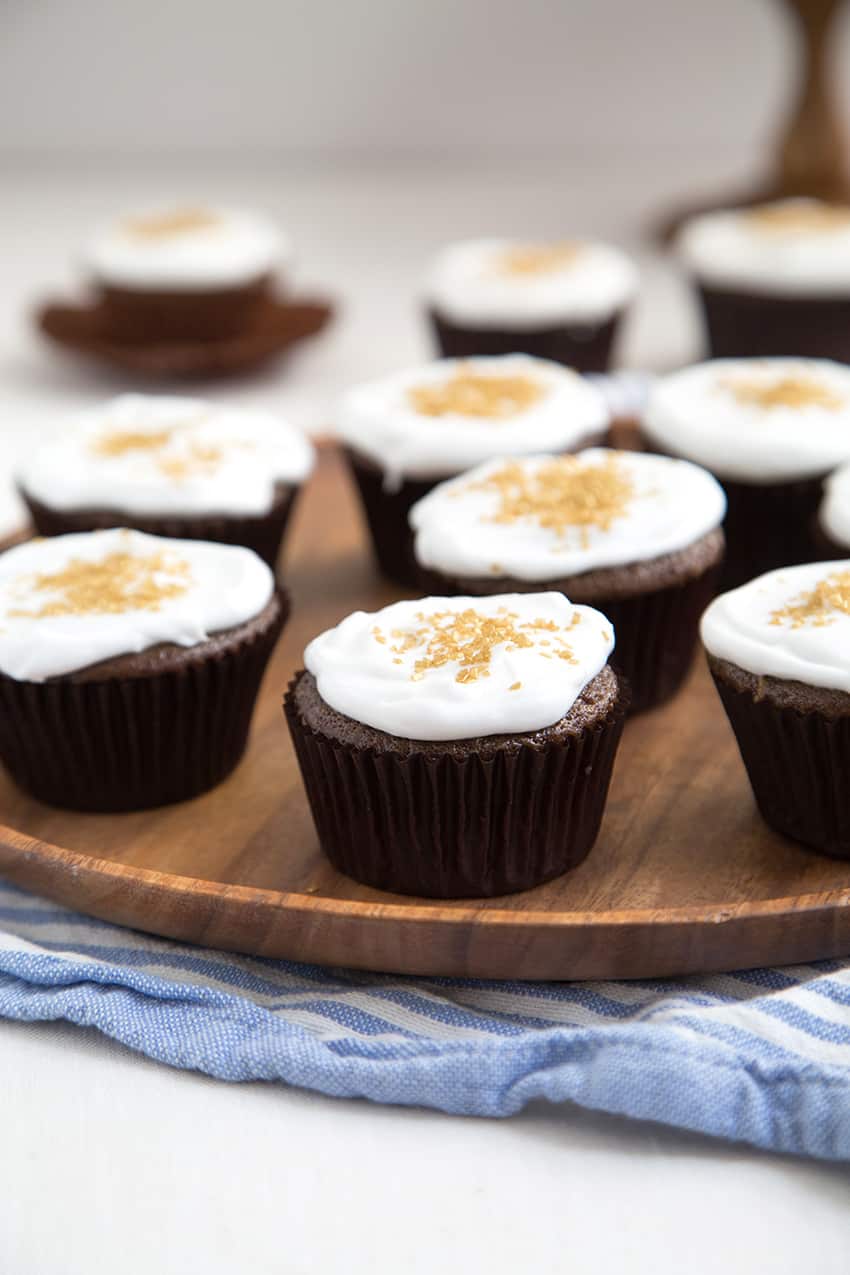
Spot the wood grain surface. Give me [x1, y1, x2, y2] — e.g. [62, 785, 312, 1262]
[1, 444, 849, 980]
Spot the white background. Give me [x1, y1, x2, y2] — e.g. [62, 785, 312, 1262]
[2, 2, 850, 1270]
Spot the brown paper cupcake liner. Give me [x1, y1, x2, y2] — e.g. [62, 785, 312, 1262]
[711, 666, 850, 859]
[344, 448, 443, 587]
[697, 283, 850, 362]
[0, 594, 287, 812]
[96, 277, 273, 343]
[22, 484, 300, 570]
[428, 309, 622, 372]
[284, 672, 627, 898]
[720, 474, 824, 590]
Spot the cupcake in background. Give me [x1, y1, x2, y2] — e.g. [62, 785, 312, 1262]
[676, 199, 850, 361]
[85, 205, 287, 342]
[425, 237, 636, 371]
[336, 354, 610, 587]
[818, 462, 850, 556]
[410, 448, 726, 712]
[0, 528, 285, 811]
[17, 394, 314, 570]
[285, 591, 627, 897]
[643, 357, 850, 589]
[702, 561, 850, 859]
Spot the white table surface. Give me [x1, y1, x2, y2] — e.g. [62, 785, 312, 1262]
[1, 162, 849, 1272]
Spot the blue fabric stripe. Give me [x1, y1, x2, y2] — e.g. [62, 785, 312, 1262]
[2, 878, 850, 1160]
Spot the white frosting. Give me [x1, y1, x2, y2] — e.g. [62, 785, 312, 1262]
[426, 238, 637, 326]
[701, 561, 850, 693]
[336, 355, 610, 486]
[644, 358, 850, 483]
[304, 592, 614, 741]
[677, 199, 850, 295]
[821, 462, 850, 547]
[0, 528, 274, 682]
[410, 449, 726, 581]
[85, 206, 286, 291]
[17, 394, 314, 517]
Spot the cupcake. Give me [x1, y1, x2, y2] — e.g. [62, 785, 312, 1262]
[17, 394, 314, 569]
[702, 561, 850, 858]
[816, 462, 850, 557]
[410, 448, 726, 712]
[643, 357, 850, 590]
[0, 528, 285, 811]
[425, 237, 637, 371]
[285, 592, 627, 897]
[676, 199, 850, 360]
[85, 205, 286, 342]
[336, 354, 610, 586]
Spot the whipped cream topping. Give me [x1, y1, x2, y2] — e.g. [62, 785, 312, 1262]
[410, 448, 726, 581]
[0, 528, 274, 682]
[18, 394, 314, 517]
[426, 237, 637, 326]
[304, 592, 614, 741]
[644, 358, 850, 483]
[85, 205, 286, 291]
[701, 560, 850, 693]
[677, 199, 850, 295]
[336, 355, 610, 486]
[821, 462, 850, 547]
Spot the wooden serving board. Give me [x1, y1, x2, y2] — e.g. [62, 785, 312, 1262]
[2, 445, 850, 981]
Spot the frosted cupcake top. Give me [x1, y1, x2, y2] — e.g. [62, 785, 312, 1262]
[701, 561, 850, 693]
[18, 394, 314, 518]
[677, 199, 850, 295]
[0, 529, 274, 683]
[305, 592, 614, 741]
[410, 448, 726, 581]
[426, 237, 637, 327]
[85, 205, 286, 291]
[644, 358, 850, 483]
[820, 462, 850, 548]
[336, 355, 610, 487]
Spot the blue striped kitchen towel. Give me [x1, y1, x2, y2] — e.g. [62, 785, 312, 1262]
[1, 878, 850, 1161]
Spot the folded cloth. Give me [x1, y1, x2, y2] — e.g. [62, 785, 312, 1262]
[1, 879, 849, 1161]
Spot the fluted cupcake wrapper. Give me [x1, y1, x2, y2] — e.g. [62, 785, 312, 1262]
[597, 566, 722, 713]
[344, 448, 442, 588]
[284, 674, 628, 898]
[428, 309, 621, 372]
[711, 668, 850, 859]
[23, 486, 299, 570]
[697, 283, 850, 364]
[0, 595, 287, 813]
[719, 475, 823, 591]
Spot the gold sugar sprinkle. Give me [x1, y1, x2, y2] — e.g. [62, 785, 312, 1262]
[385, 606, 577, 685]
[509, 681, 522, 691]
[770, 569, 850, 629]
[723, 374, 843, 412]
[91, 428, 173, 458]
[10, 549, 191, 618]
[470, 454, 634, 541]
[745, 202, 850, 236]
[408, 368, 545, 419]
[124, 207, 220, 238]
[495, 241, 583, 276]
[157, 443, 224, 482]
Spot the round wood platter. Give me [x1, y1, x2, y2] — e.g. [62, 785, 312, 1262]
[2, 444, 850, 980]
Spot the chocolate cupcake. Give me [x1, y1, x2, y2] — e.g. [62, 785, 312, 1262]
[0, 528, 284, 811]
[425, 237, 637, 371]
[336, 354, 610, 586]
[285, 592, 626, 897]
[702, 561, 850, 859]
[85, 205, 286, 342]
[17, 394, 314, 569]
[410, 448, 725, 712]
[643, 358, 850, 590]
[816, 462, 850, 557]
[676, 199, 850, 360]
